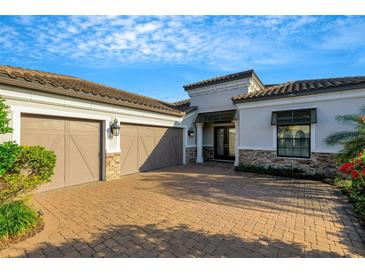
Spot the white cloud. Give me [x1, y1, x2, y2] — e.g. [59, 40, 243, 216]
[1, 16, 364, 70]
[135, 22, 161, 33]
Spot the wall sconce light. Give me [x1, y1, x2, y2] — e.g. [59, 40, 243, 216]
[110, 119, 120, 137]
[188, 127, 195, 137]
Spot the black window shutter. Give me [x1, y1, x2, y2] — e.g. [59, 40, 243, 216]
[271, 108, 317, 125]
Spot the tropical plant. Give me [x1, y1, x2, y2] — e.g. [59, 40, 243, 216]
[325, 106, 365, 163]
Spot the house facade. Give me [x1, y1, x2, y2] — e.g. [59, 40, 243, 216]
[0, 65, 364, 192]
[182, 71, 365, 178]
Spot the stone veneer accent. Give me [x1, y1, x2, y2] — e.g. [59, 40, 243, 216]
[239, 149, 338, 178]
[185, 147, 197, 163]
[106, 153, 121, 180]
[203, 146, 214, 161]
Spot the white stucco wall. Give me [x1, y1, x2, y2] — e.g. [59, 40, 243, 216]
[237, 88, 365, 153]
[203, 123, 214, 146]
[0, 84, 186, 155]
[188, 78, 250, 113]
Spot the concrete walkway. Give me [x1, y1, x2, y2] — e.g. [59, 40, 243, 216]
[1, 163, 365, 257]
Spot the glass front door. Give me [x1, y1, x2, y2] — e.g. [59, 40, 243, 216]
[214, 127, 235, 160]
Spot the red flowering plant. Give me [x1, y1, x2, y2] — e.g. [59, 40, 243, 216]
[339, 149, 365, 181]
[337, 149, 365, 222]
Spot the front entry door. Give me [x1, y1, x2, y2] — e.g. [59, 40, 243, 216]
[214, 127, 235, 160]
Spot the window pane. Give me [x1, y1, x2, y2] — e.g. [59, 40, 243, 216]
[277, 125, 310, 158]
[216, 128, 224, 156]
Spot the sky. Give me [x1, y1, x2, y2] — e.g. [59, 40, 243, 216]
[1, 15, 365, 102]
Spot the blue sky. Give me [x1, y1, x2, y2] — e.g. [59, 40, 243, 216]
[1, 16, 365, 102]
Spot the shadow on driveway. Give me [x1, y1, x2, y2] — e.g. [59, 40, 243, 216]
[22, 223, 352, 258]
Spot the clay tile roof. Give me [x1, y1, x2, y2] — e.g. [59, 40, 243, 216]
[169, 98, 197, 113]
[0, 65, 184, 117]
[183, 70, 256, 90]
[232, 76, 365, 103]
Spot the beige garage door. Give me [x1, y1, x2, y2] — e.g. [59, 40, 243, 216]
[120, 124, 183, 175]
[21, 114, 101, 192]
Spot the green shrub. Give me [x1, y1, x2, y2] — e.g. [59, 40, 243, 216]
[333, 178, 365, 222]
[0, 141, 21, 177]
[0, 201, 41, 241]
[0, 145, 56, 205]
[0, 97, 12, 134]
[235, 164, 327, 181]
[10, 145, 56, 181]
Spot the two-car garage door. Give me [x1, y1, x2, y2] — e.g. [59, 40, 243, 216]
[21, 114, 183, 191]
[21, 114, 101, 192]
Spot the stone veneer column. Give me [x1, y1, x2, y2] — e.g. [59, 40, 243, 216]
[106, 153, 121, 180]
[196, 122, 204, 163]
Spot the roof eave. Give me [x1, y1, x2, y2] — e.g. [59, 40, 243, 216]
[183, 70, 254, 91]
[232, 83, 365, 104]
[0, 77, 184, 117]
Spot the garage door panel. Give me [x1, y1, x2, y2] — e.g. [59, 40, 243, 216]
[138, 135, 155, 172]
[68, 134, 99, 185]
[120, 134, 138, 175]
[21, 114, 101, 191]
[22, 116, 65, 131]
[154, 135, 172, 168]
[68, 137, 98, 186]
[120, 124, 182, 175]
[69, 120, 100, 132]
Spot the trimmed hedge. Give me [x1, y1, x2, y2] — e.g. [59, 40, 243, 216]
[234, 164, 327, 181]
[0, 145, 56, 205]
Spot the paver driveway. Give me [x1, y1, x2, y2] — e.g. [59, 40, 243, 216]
[1, 163, 365, 258]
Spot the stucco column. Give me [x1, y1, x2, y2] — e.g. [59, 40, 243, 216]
[196, 122, 204, 163]
[234, 119, 240, 166]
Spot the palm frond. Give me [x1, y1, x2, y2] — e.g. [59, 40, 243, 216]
[336, 114, 363, 124]
[326, 105, 365, 163]
[325, 131, 361, 145]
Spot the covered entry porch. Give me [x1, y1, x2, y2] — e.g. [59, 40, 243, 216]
[194, 110, 240, 166]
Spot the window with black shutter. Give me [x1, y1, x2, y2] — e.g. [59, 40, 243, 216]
[271, 108, 316, 158]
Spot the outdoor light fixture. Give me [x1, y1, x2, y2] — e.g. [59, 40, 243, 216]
[188, 127, 195, 137]
[110, 119, 120, 137]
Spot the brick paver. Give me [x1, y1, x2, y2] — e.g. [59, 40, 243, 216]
[1, 163, 365, 258]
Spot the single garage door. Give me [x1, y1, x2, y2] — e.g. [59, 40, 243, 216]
[120, 124, 183, 175]
[21, 114, 101, 192]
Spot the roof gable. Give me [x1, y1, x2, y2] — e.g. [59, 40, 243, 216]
[183, 70, 262, 91]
